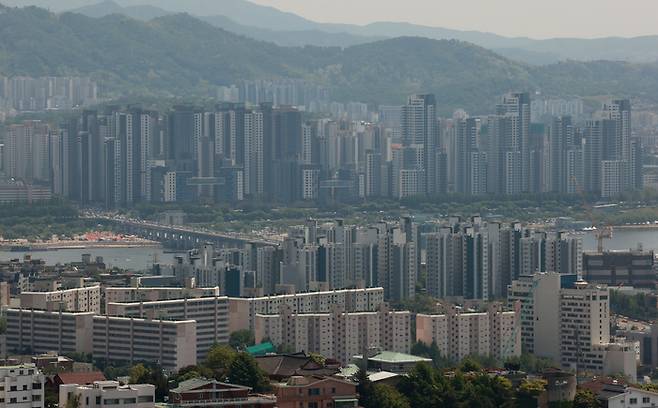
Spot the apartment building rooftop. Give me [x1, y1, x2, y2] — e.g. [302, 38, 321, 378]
[353, 351, 431, 364]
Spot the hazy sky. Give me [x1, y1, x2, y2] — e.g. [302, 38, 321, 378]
[250, 0, 658, 39]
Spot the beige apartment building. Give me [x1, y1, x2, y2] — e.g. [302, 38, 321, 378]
[254, 305, 410, 364]
[228, 287, 385, 332]
[5, 308, 95, 355]
[104, 286, 220, 308]
[416, 303, 521, 362]
[93, 316, 196, 371]
[5, 309, 196, 372]
[508, 274, 636, 380]
[106, 296, 229, 361]
[507, 273, 561, 361]
[20, 285, 101, 313]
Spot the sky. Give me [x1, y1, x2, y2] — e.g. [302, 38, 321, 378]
[249, 0, 658, 39]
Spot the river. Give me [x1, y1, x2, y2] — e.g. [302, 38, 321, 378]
[1, 227, 657, 272]
[0, 246, 183, 271]
[582, 227, 658, 251]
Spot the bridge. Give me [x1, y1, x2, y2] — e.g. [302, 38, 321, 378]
[85, 216, 282, 250]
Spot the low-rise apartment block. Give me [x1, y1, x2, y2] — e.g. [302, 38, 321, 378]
[254, 305, 411, 364]
[93, 316, 197, 371]
[5, 309, 196, 372]
[229, 287, 385, 332]
[5, 309, 95, 355]
[106, 296, 228, 361]
[20, 285, 101, 313]
[416, 303, 521, 362]
[59, 381, 155, 408]
[0, 364, 45, 408]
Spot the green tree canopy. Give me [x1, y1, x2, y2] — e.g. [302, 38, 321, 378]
[205, 344, 238, 379]
[369, 384, 410, 408]
[573, 389, 600, 408]
[229, 330, 256, 350]
[227, 353, 270, 392]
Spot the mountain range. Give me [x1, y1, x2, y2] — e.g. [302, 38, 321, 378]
[1, 3, 658, 114]
[3, 0, 658, 64]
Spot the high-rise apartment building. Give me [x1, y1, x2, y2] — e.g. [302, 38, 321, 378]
[508, 274, 636, 379]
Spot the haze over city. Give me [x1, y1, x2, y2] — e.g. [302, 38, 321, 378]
[248, 0, 658, 38]
[2, 1, 658, 407]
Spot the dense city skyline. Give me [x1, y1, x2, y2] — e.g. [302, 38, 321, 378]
[1, 2, 658, 407]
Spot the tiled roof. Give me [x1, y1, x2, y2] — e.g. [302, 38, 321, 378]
[56, 371, 106, 385]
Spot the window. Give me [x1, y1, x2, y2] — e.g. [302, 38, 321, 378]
[32, 383, 42, 389]
[308, 388, 320, 396]
[629, 397, 637, 404]
[96, 396, 101, 404]
[10, 386, 17, 391]
[643, 397, 651, 403]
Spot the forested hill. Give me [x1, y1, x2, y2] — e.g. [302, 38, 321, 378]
[1, 4, 658, 112]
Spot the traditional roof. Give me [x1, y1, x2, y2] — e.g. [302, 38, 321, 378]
[274, 375, 356, 389]
[55, 371, 106, 385]
[171, 378, 250, 394]
[255, 354, 339, 379]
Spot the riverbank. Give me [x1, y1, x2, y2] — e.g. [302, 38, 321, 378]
[613, 224, 658, 229]
[0, 241, 161, 251]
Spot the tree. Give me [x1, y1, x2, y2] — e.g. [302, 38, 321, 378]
[128, 364, 169, 402]
[129, 363, 149, 384]
[205, 344, 237, 379]
[227, 353, 270, 392]
[459, 357, 483, 373]
[356, 368, 375, 408]
[469, 374, 515, 408]
[410, 341, 452, 369]
[370, 384, 410, 408]
[65, 394, 81, 408]
[397, 363, 454, 408]
[517, 379, 547, 408]
[229, 330, 255, 350]
[505, 352, 557, 374]
[309, 353, 326, 366]
[573, 389, 600, 408]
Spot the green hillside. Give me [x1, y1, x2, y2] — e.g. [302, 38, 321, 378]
[1, 5, 657, 113]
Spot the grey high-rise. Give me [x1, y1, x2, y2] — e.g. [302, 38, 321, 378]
[401, 94, 437, 195]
